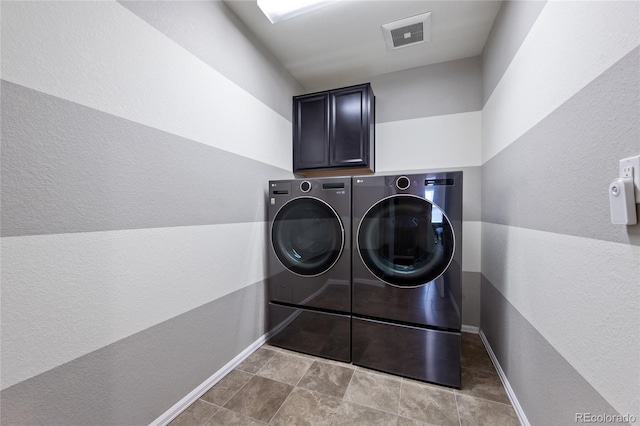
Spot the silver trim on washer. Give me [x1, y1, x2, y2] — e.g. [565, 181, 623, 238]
[356, 193, 456, 288]
[270, 195, 345, 278]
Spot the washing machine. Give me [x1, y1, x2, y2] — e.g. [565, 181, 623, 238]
[267, 177, 351, 362]
[351, 172, 463, 387]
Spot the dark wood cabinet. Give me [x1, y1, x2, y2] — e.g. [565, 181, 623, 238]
[293, 83, 374, 175]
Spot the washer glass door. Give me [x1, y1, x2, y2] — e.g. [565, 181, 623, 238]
[272, 197, 344, 276]
[357, 195, 454, 287]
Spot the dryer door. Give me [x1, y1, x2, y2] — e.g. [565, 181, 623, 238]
[357, 195, 454, 287]
[272, 196, 344, 276]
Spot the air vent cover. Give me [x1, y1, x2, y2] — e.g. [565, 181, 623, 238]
[382, 12, 431, 51]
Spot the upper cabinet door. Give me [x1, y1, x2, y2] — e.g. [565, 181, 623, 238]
[330, 85, 371, 168]
[293, 93, 330, 171]
[293, 83, 374, 175]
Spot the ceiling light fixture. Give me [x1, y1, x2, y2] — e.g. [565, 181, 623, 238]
[257, 0, 340, 24]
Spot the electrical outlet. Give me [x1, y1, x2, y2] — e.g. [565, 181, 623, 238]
[619, 155, 640, 201]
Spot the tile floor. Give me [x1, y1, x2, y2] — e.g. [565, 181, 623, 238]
[169, 333, 520, 426]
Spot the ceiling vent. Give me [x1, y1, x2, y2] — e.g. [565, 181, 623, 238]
[382, 12, 431, 51]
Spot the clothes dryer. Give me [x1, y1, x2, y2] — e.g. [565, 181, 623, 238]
[351, 172, 463, 387]
[267, 177, 351, 362]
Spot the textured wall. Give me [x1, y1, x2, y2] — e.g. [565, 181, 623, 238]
[8, 2, 636, 425]
[0, 1, 299, 424]
[480, 1, 640, 424]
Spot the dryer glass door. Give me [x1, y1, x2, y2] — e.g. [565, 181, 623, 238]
[272, 197, 344, 276]
[357, 195, 454, 287]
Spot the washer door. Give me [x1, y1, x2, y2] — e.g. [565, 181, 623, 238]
[357, 195, 455, 287]
[272, 197, 344, 276]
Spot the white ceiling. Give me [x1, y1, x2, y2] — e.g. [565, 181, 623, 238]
[224, 0, 503, 91]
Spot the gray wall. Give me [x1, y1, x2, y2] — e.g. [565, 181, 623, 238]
[0, 4, 485, 425]
[1, 1, 299, 424]
[118, 1, 301, 121]
[6, 1, 637, 425]
[480, 0, 640, 424]
[370, 56, 482, 125]
[0, 283, 266, 425]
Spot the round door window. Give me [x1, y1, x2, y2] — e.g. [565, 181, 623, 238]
[272, 197, 344, 276]
[357, 195, 455, 287]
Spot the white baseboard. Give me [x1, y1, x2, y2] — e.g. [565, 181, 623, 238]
[461, 324, 480, 334]
[479, 330, 530, 426]
[150, 333, 268, 426]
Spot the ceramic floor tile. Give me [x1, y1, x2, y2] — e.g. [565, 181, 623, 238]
[397, 416, 429, 426]
[461, 334, 495, 373]
[203, 407, 267, 426]
[461, 333, 485, 351]
[343, 368, 401, 414]
[401, 376, 457, 394]
[398, 380, 459, 426]
[456, 393, 519, 426]
[331, 400, 399, 426]
[260, 343, 283, 351]
[200, 369, 253, 406]
[274, 345, 319, 360]
[315, 357, 357, 369]
[256, 350, 314, 386]
[269, 387, 342, 426]
[169, 338, 518, 426]
[297, 360, 355, 398]
[354, 365, 407, 381]
[223, 375, 292, 423]
[169, 399, 218, 426]
[457, 368, 511, 405]
[236, 348, 277, 374]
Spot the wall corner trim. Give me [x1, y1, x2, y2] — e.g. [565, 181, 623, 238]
[479, 329, 530, 426]
[150, 333, 268, 426]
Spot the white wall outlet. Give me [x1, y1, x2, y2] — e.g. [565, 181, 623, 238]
[619, 155, 640, 202]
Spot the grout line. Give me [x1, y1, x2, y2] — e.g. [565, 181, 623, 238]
[397, 378, 404, 416]
[220, 406, 269, 426]
[253, 355, 272, 376]
[293, 358, 315, 388]
[402, 375, 456, 394]
[219, 372, 255, 408]
[454, 392, 463, 426]
[342, 398, 399, 417]
[265, 383, 296, 425]
[199, 403, 219, 426]
[237, 346, 278, 375]
[453, 389, 514, 407]
[343, 367, 358, 403]
[341, 369, 402, 416]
